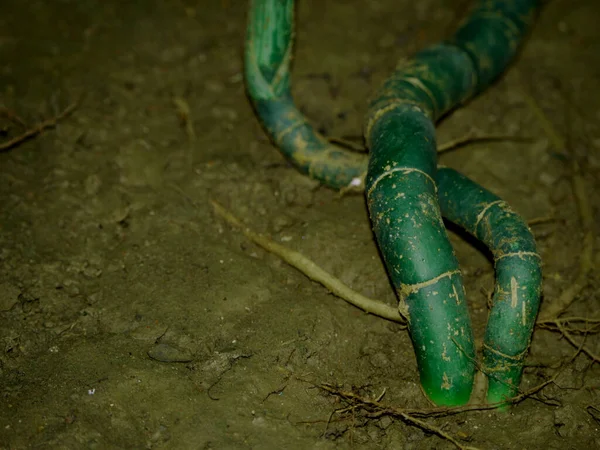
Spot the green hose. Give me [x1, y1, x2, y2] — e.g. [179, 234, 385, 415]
[245, 0, 367, 189]
[244, 0, 542, 406]
[364, 0, 540, 405]
[436, 167, 542, 405]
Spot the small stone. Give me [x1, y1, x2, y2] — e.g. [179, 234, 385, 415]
[369, 351, 390, 369]
[554, 405, 579, 437]
[148, 343, 193, 363]
[557, 21, 569, 33]
[271, 215, 293, 233]
[84, 174, 102, 196]
[252, 416, 266, 427]
[87, 292, 102, 305]
[205, 80, 224, 93]
[83, 266, 102, 278]
[0, 282, 20, 311]
[538, 172, 557, 187]
[379, 416, 393, 429]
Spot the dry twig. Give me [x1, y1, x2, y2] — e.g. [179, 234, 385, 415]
[173, 96, 196, 142]
[208, 199, 405, 324]
[554, 321, 600, 364]
[316, 374, 557, 450]
[537, 316, 600, 335]
[0, 101, 78, 152]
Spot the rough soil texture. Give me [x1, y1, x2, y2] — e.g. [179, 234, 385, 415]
[1, 0, 600, 449]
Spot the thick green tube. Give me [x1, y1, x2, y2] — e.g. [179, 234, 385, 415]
[244, 0, 542, 406]
[245, 0, 367, 189]
[364, 1, 539, 405]
[436, 167, 542, 405]
[364, 76, 477, 406]
[449, 0, 540, 94]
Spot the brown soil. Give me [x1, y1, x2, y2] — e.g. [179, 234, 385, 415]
[1, 0, 599, 448]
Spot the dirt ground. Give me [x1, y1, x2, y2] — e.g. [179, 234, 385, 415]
[1, 0, 599, 448]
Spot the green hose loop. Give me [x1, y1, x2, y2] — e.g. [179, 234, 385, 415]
[436, 167, 542, 405]
[363, 0, 540, 405]
[243, 0, 542, 407]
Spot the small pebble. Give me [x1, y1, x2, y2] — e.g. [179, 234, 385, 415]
[148, 343, 193, 363]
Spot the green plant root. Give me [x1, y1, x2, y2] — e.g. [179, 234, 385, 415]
[245, 0, 368, 190]
[363, 0, 540, 405]
[436, 167, 542, 405]
[244, 0, 542, 407]
[209, 199, 404, 324]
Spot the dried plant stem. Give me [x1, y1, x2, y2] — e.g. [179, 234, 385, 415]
[0, 101, 78, 152]
[317, 374, 556, 450]
[209, 200, 405, 324]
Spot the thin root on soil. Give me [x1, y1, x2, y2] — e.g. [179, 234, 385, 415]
[208, 199, 405, 324]
[314, 373, 558, 450]
[0, 101, 79, 152]
[173, 96, 196, 142]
